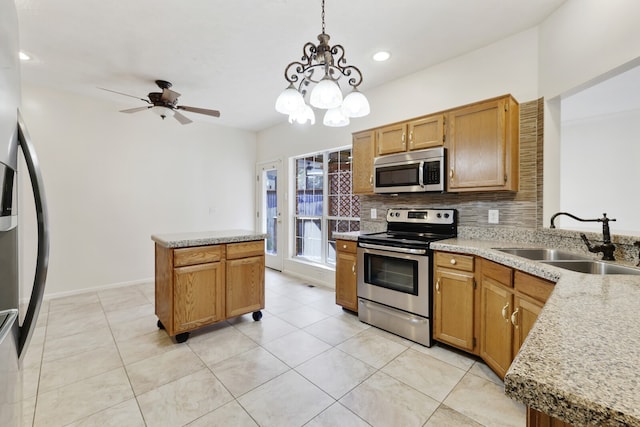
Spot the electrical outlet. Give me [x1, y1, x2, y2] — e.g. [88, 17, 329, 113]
[371, 208, 377, 219]
[488, 210, 499, 224]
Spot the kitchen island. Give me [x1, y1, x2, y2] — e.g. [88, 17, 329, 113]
[431, 238, 640, 427]
[152, 229, 267, 343]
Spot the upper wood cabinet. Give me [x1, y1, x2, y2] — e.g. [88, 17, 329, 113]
[376, 114, 445, 156]
[446, 95, 519, 192]
[352, 130, 376, 195]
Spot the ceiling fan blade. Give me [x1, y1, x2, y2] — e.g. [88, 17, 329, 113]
[173, 110, 193, 125]
[161, 88, 181, 104]
[176, 105, 221, 118]
[99, 87, 151, 104]
[120, 106, 152, 114]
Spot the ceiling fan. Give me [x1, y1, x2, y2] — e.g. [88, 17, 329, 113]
[99, 80, 221, 125]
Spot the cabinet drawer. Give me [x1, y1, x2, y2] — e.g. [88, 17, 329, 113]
[481, 259, 513, 287]
[174, 245, 223, 267]
[226, 240, 264, 260]
[336, 239, 357, 254]
[514, 271, 555, 303]
[435, 252, 474, 272]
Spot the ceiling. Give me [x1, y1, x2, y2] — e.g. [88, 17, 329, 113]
[15, 0, 567, 132]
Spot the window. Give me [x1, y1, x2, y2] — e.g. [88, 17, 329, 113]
[294, 148, 360, 266]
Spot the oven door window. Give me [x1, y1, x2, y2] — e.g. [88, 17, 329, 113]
[363, 253, 418, 295]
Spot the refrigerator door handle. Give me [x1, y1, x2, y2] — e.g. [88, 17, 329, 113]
[16, 111, 49, 360]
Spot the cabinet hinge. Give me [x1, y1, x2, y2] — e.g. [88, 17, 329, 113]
[443, 134, 446, 143]
[504, 102, 508, 111]
[472, 337, 477, 347]
[504, 174, 508, 183]
[472, 279, 477, 289]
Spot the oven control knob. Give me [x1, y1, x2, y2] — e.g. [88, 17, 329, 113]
[444, 213, 450, 218]
[436, 213, 441, 218]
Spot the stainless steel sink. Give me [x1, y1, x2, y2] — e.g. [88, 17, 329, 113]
[495, 248, 591, 261]
[540, 260, 640, 275]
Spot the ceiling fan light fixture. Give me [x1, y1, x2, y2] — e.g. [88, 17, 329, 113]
[151, 105, 175, 120]
[276, 0, 369, 127]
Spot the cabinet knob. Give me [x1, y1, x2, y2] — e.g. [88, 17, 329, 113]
[342, 244, 347, 249]
[435, 279, 441, 293]
[450, 258, 457, 265]
[409, 131, 414, 145]
[511, 308, 520, 328]
[352, 264, 356, 275]
[501, 302, 510, 321]
[449, 168, 454, 178]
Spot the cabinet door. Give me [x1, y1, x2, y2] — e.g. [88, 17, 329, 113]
[335, 242, 358, 312]
[433, 268, 475, 351]
[352, 130, 376, 195]
[512, 295, 543, 355]
[480, 277, 513, 379]
[173, 262, 225, 333]
[377, 123, 407, 155]
[226, 255, 265, 318]
[447, 96, 518, 192]
[408, 114, 445, 150]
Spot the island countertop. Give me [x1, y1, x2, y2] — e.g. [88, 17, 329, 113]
[151, 229, 267, 248]
[431, 238, 640, 427]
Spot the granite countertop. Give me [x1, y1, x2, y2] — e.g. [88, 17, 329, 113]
[333, 231, 361, 242]
[151, 229, 267, 248]
[431, 238, 640, 427]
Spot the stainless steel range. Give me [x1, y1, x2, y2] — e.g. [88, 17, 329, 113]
[357, 208, 457, 346]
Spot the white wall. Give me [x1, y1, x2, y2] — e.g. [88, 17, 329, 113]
[538, 0, 640, 223]
[19, 85, 257, 297]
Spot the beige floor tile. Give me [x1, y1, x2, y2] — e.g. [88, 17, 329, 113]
[33, 368, 134, 427]
[304, 315, 369, 346]
[104, 302, 154, 325]
[22, 395, 36, 427]
[125, 345, 204, 395]
[42, 325, 114, 362]
[45, 303, 109, 339]
[210, 347, 289, 397]
[296, 348, 376, 399]
[66, 398, 145, 427]
[238, 370, 334, 427]
[137, 368, 233, 427]
[306, 402, 371, 427]
[337, 329, 408, 369]
[275, 306, 331, 328]
[186, 400, 258, 427]
[263, 292, 301, 314]
[47, 293, 100, 314]
[382, 348, 467, 401]
[469, 360, 504, 385]
[410, 342, 477, 371]
[116, 329, 175, 366]
[232, 313, 298, 344]
[109, 312, 162, 342]
[22, 366, 40, 400]
[340, 371, 439, 427]
[425, 404, 484, 427]
[98, 287, 150, 313]
[188, 324, 259, 366]
[443, 373, 526, 427]
[263, 329, 331, 367]
[39, 343, 123, 393]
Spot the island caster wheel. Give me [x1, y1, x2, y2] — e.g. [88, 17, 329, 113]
[157, 320, 165, 330]
[175, 332, 190, 343]
[252, 311, 263, 321]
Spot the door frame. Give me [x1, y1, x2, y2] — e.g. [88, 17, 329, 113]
[256, 159, 284, 271]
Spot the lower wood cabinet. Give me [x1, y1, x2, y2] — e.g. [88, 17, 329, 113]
[335, 239, 358, 312]
[155, 240, 265, 343]
[433, 251, 554, 381]
[433, 252, 477, 353]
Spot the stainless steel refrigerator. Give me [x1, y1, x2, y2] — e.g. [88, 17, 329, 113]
[0, 0, 50, 425]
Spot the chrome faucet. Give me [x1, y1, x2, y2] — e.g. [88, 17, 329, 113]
[550, 212, 616, 261]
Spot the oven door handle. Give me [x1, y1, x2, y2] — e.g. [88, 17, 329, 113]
[358, 242, 427, 255]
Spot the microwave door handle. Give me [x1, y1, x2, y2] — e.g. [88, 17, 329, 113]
[418, 161, 424, 188]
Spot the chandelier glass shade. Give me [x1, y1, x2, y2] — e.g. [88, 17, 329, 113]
[275, 0, 369, 127]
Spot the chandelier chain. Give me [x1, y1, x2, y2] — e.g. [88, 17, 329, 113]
[321, 0, 325, 34]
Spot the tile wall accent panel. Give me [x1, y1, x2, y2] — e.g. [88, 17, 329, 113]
[361, 99, 543, 233]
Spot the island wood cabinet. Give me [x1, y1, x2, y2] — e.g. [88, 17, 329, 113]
[335, 239, 358, 312]
[155, 240, 265, 343]
[352, 130, 376, 195]
[376, 114, 445, 156]
[433, 251, 555, 381]
[433, 252, 478, 353]
[446, 95, 519, 192]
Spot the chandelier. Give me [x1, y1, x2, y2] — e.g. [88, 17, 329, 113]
[275, 0, 370, 127]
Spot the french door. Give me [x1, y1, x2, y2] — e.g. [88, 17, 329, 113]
[256, 160, 283, 271]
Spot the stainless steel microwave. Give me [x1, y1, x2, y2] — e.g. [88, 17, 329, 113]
[373, 147, 445, 193]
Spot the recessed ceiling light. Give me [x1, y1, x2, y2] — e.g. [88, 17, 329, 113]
[19, 51, 31, 61]
[373, 51, 390, 62]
